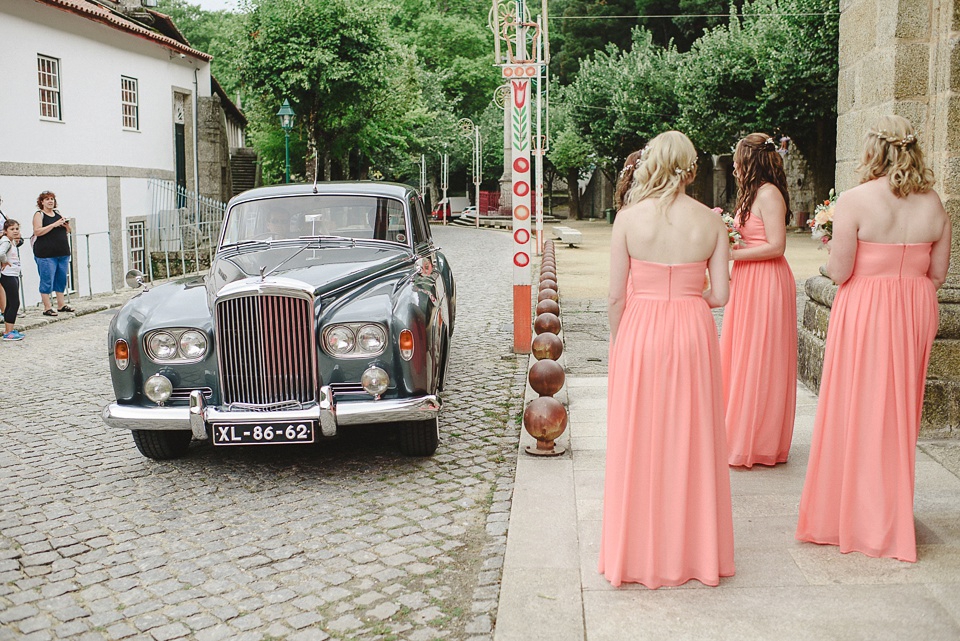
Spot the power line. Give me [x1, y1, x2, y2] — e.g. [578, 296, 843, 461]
[551, 12, 839, 20]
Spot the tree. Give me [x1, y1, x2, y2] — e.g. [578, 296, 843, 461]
[235, 0, 401, 180]
[548, 85, 594, 219]
[565, 30, 680, 184]
[677, 0, 839, 199]
[550, 0, 639, 84]
[156, 0, 244, 96]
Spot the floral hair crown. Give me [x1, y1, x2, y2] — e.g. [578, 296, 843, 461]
[619, 162, 634, 177]
[674, 159, 697, 176]
[870, 130, 917, 148]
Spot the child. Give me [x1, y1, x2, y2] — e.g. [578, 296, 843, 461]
[0, 219, 24, 341]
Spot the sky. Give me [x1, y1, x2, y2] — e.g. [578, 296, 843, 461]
[191, 0, 242, 12]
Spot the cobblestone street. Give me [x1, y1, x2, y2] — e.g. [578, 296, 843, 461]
[0, 226, 527, 641]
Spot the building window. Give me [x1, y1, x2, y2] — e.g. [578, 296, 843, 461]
[121, 76, 139, 130]
[37, 54, 61, 120]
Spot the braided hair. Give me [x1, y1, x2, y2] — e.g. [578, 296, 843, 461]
[858, 115, 934, 197]
[615, 150, 642, 210]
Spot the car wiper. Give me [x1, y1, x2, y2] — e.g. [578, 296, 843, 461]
[219, 239, 271, 251]
[297, 235, 354, 244]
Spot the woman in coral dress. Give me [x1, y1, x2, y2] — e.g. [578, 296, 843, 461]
[796, 116, 951, 562]
[720, 134, 797, 467]
[600, 131, 734, 588]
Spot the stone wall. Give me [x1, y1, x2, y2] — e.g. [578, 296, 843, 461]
[800, 0, 960, 435]
[197, 94, 233, 205]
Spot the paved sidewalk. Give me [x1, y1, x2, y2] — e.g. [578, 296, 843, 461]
[496, 220, 960, 640]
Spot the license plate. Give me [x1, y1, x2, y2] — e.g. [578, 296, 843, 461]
[212, 422, 315, 446]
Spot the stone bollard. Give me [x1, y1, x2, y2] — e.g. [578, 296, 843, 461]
[524, 241, 568, 456]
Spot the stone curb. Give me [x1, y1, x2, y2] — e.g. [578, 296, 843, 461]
[494, 282, 585, 641]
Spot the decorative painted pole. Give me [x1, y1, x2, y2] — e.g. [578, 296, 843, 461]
[490, 0, 541, 354]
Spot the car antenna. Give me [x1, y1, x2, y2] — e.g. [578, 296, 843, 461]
[312, 152, 319, 194]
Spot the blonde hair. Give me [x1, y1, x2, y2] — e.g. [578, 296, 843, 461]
[858, 115, 934, 197]
[623, 131, 697, 212]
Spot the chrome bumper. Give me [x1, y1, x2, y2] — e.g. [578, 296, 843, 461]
[101, 385, 442, 440]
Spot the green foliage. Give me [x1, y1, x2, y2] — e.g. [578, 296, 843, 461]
[566, 29, 680, 167]
[236, 0, 399, 165]
[547, 86, 592, 178]
[551, 0, 638, 84]
[156, 0, 244, 96]
[677, 0, 839, 155]
[676, 0, 839, 192]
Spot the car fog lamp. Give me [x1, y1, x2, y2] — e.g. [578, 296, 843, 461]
[144, 374, 173, 404]
[361, 367, 389, 397]
[326, 326, 356, 355]
[179, 330, 207, 359]
[148, 331, 178, 361]
[357, 325, 386, 353]
[114, 339, 129, 371]
[398, 329, 414, 361]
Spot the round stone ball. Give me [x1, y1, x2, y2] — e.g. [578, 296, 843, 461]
[536, 299, 560, 316]
[540, 267, 557, 279]
[539, 279, 558, 292]
[532, 332, 563, 361]
[523, 396, 568, 442]
[538, 288, 558, 303]
[534, 312, 561, 335]
[528, 358, 565, 396]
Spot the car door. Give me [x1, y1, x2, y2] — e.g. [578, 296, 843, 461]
[408, 194, 447, 389]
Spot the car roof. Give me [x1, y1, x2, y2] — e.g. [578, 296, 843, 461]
[228, 181, 417, 207]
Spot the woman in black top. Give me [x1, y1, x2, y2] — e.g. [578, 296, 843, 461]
[32, 190, 74, 316]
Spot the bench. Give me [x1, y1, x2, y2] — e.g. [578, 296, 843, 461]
[551, 225, 583, 247]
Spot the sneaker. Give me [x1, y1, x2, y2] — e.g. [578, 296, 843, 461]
[12, 331, 24, 339]
[2, 332, 23, 341]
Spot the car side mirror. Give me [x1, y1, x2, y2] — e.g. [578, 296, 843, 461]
[125, 269, 146, 290]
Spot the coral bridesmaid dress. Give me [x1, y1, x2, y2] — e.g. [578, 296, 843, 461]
[796, 242, 939, 562]
[600, 259, 735, 588]
[720, 213, 797, 467]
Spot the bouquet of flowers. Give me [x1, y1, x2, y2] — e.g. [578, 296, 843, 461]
[713, 207, 742, 247]
[811, 189, 836, 245]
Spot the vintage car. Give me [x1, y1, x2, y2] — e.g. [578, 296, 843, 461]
[102, 182, 456, 460]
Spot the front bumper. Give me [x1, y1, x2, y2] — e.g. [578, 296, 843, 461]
[101, 385, 441, 440]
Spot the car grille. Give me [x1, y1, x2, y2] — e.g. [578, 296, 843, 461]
[215, 293, 317, 408]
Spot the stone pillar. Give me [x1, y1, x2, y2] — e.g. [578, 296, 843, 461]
[800, 0, 960, 434]
[197, 94, 232, 204]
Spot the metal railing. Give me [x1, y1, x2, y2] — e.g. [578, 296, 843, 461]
[143, 180, 226, 281]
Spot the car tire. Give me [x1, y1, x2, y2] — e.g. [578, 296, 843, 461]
[398, 417, 439, 457]
[131, 430, 192, 460]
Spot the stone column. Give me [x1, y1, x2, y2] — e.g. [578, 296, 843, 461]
[800, 0, 960, 434]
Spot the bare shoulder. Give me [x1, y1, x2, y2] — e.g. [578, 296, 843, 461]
[755, 183, 785, 207]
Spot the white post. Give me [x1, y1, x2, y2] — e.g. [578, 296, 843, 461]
[420, 154, 426, 198]
[474, 126, 482, 229]
[441, 152, 449, 225]
[535, 15, 544, 256]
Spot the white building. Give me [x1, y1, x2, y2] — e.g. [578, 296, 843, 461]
[0, 0, 246, 307]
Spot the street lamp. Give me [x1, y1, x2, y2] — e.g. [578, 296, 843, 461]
[276, 99, 295, 183]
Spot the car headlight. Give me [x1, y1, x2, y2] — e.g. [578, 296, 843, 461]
[144, 374, 173, 404]
[179, 330, 207, 359]
[357, 325, 386, 354]
[325, 326, 356, 355]
[147, 331, 178, 361]
[361, 367, 389, 397]
[144, 328, 208, 363]
[322, 323, 387, 357]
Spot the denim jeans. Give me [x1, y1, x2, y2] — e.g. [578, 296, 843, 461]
[36, 255, 69, 294]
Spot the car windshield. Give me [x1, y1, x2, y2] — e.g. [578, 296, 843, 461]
[221, 195, 408, 246]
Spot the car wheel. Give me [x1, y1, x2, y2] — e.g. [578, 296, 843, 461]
[131, 430, 192, 460]
[398, 417, 439, 457]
